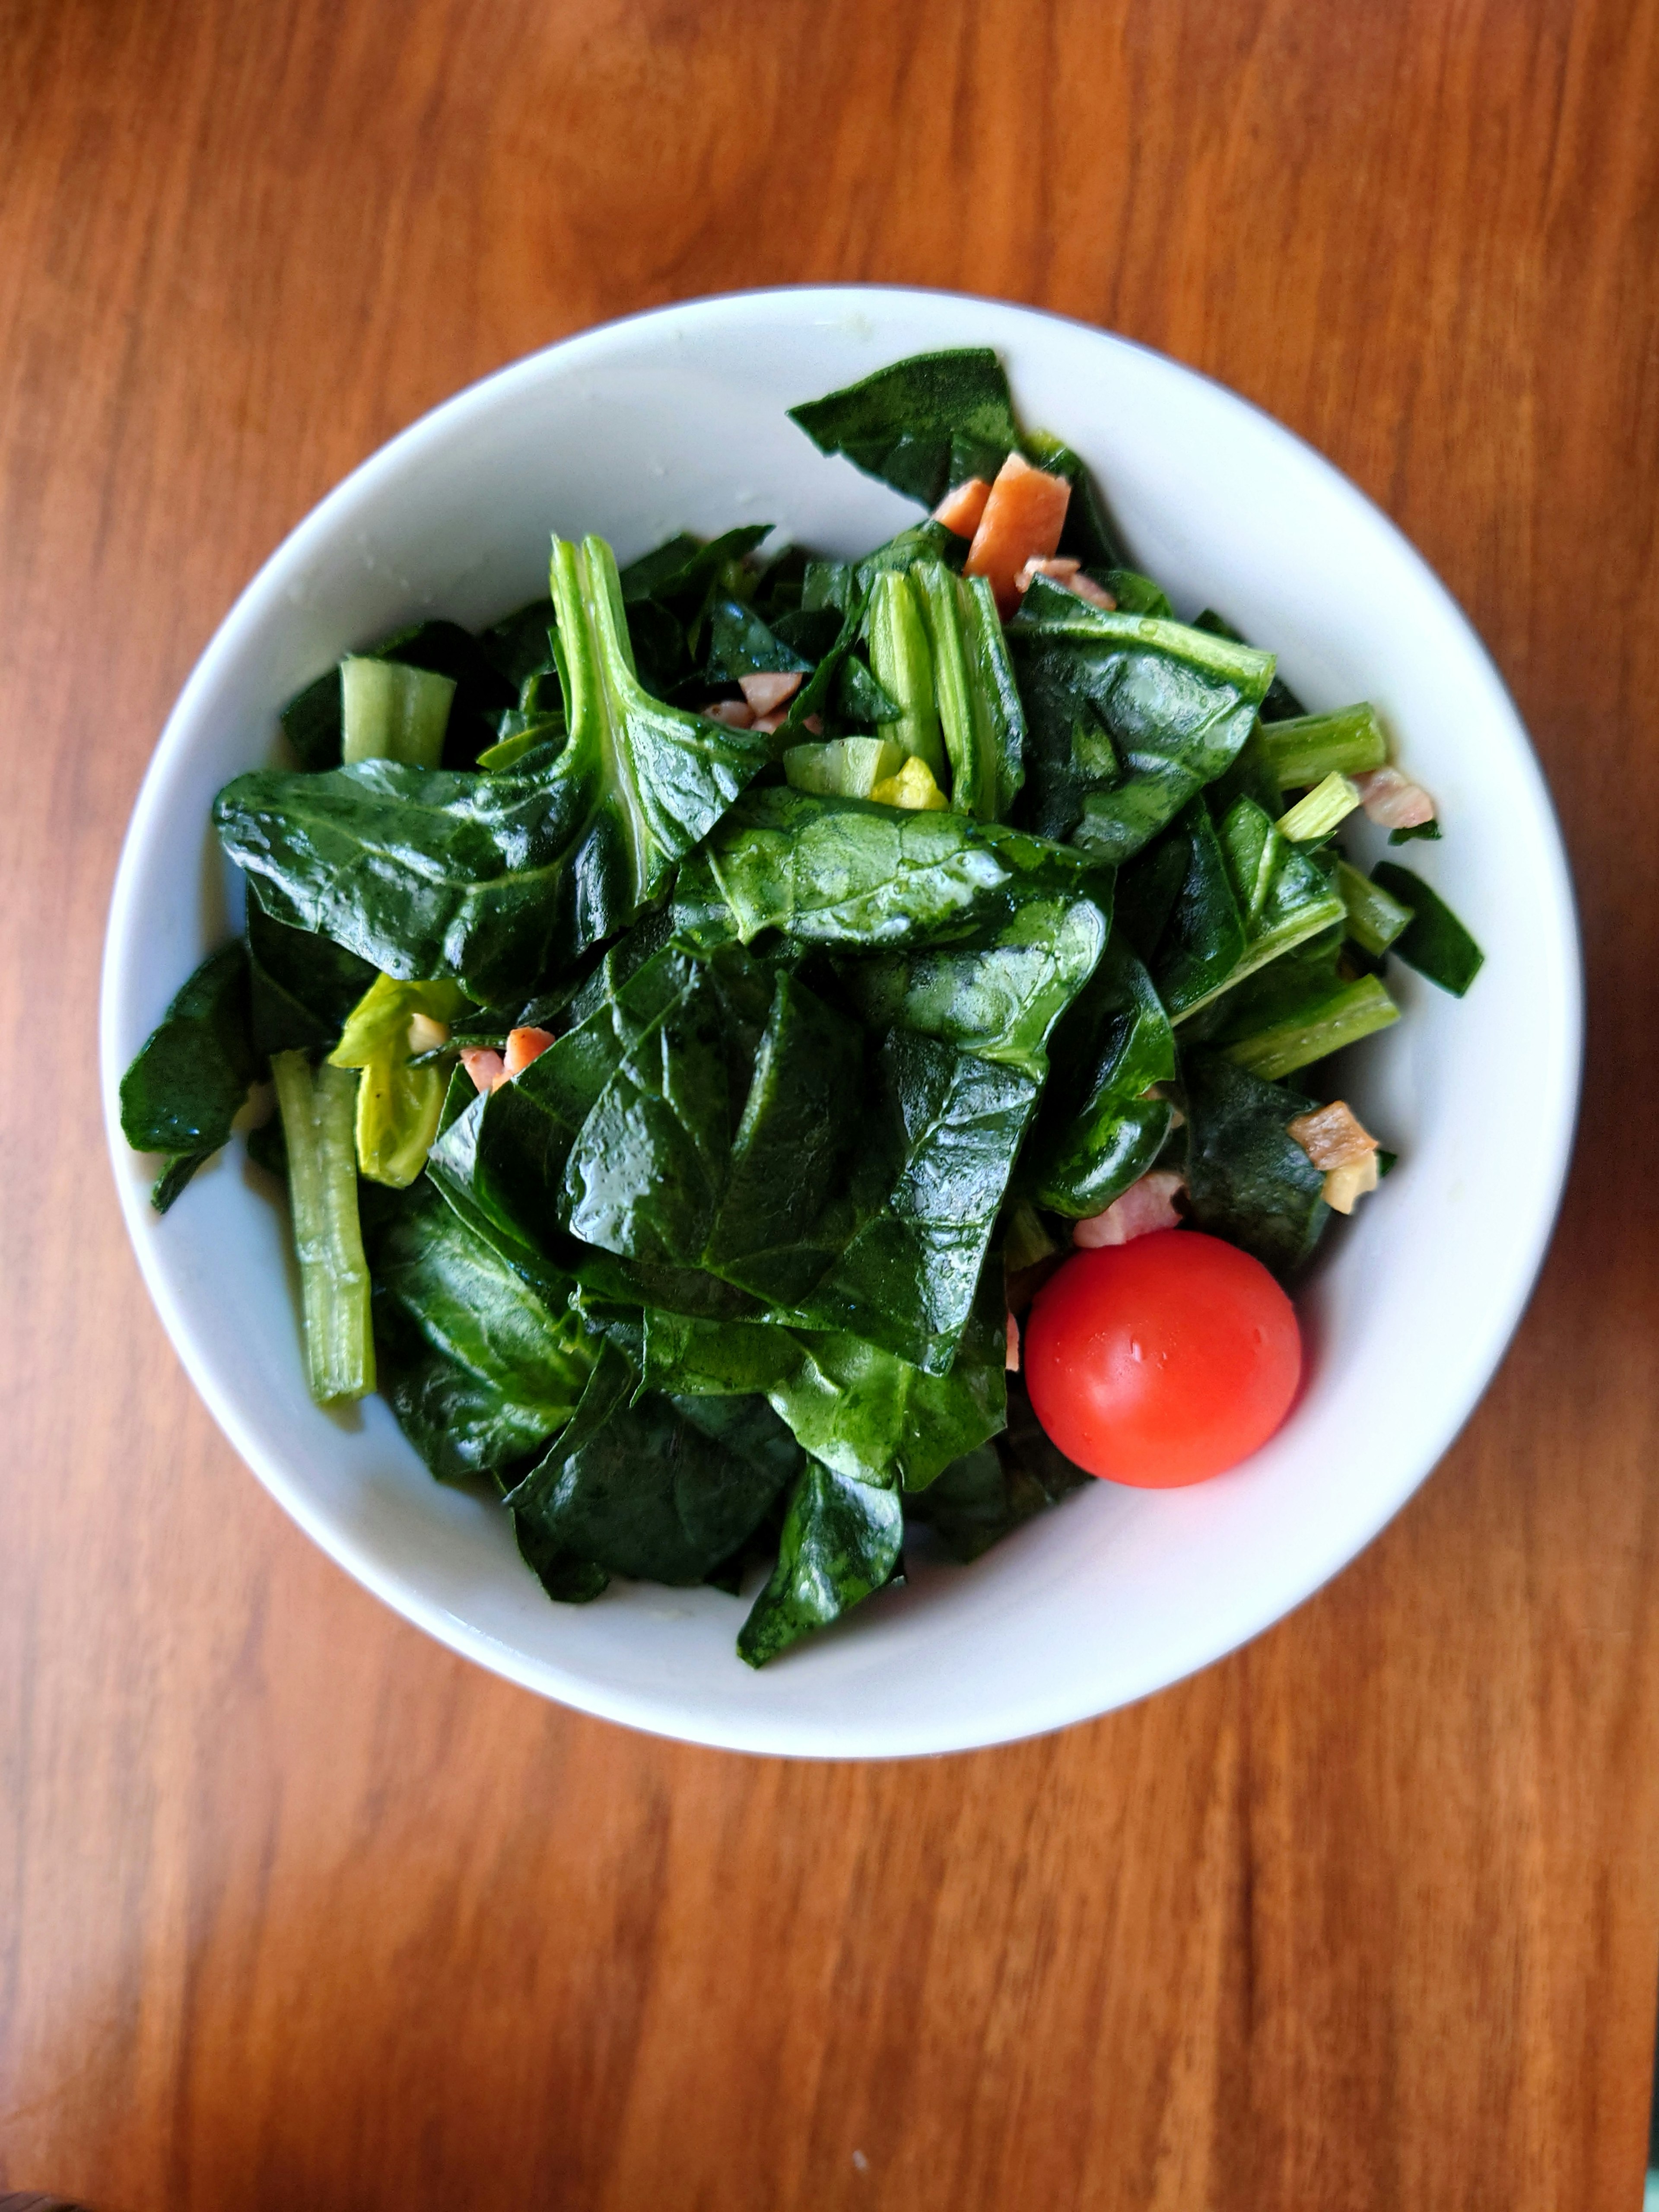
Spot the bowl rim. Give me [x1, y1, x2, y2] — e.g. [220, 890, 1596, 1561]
[99, 284, 1583, 1757]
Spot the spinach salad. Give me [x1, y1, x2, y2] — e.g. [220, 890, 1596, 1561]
[120, 349, 1482, 1666]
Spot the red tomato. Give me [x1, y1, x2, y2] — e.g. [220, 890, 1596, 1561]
[1024, 1230, 1301, 1487]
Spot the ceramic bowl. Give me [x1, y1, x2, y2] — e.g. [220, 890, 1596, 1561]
[101, 288, 1580, 1757]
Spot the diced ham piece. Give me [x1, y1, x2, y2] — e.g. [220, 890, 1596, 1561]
[1353, 766, 1436, 830]
[1322, 1153, 1380, 1215]
[1015, 555, 1116, 611]
[750, 712, 786, 735]
[1073, 1170, 1186, 1249]
[803, 713, 824, 735]
[965, 451, 1073, 617]
[704, 699, 756, 729]
[461, 1046, 508, 1096]
[934, 476, 994, 539]
[1005, 1312, 1021, 1372]
[406, 1011, 451, 1055]
[738, 670, 803, 715]
[503, 1026, 556, 1079]
[1286, 1099, 1377, 1171]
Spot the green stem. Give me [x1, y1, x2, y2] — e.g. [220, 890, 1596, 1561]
[340, 657, 456, 767]
[272, 1051, 376, 1405]
[1336, 861, 1413, 956]
[866, 569, 945, 779]
[1222, 975, 1399, 1082]
[1276, 771, 1360, 842]
[1259, 702, 1388, 788]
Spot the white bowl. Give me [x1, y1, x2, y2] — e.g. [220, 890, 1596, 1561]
[100, 288, 1580, 1758]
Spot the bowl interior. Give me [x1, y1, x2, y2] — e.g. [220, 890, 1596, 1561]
[101, 289, 1579, 1757]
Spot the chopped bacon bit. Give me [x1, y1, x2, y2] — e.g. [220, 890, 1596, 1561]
[503, 1026, 556, 1079]
[1322, 1153, 1380, 1215]
[1015, 554, 1116, 611]
[461, 1046, 508, 1096]
[965, 451, 1072, 617]
[1005, 1312, 1021, 1371]
[750, 711, 785, 734]
[1287, 1099, 1378, 1171]
[803, 713, 824, 735]
[1353, 766, 1436, 830]
[1073, 1170, 1186, 1249]
[738, 670, 803, 715]
[406, 1012, 450, 1055]
[704, 699, 756, 729]
[934, 476, 993, 538]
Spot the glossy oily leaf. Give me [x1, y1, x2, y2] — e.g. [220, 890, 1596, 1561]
[1192, 609, 1309, 723]
[678, 787, 1090, 953]
[328, 973, 468, 1187]
[736, 1459, 904, 1667]
[1008, 586, 1277, 861]
[704, 597, 812, 683]
[216, 536, 772, 1000]
[788, 348, 1022, 506]
[912, 560, 1025, 820]
[1028, 932, 1176, 1216]
[639, 1292, 1006, 1493]
[246, 891, 378, 1057]
[507, 1341, 799, 1593]
[1371, 862, 1485, 996]
[368, 1179, 592, 1482]
[118, 940, 259, 1211]
[782, 1028, 1038, 1373]
[1180, 1049, 1329, 1276]
[909, 1379, 1091, 1562]
[834, 892, 1108, 1080]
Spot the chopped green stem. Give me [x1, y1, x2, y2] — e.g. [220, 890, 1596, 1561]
[866, 569, 945, 779]
[272, 1051, 375, 1405]
[1222, 975, 1399, 1082]
[1276, 771, 1360, 842]
[784, 735, 904, 799]
[340, 657, 456, 767]
[1336, 860, 1413, 956]
[1259, 702, 1388, 788]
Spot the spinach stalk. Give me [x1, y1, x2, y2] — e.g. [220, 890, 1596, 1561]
[1259, 703, 1388, 788]
[340, 657, 456, 767]
[1221, 974, 1399, 1081]
[271, 1050, 375, 1405]
[866, 569, 946, 779]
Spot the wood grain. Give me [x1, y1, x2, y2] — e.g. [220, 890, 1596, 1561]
[2, 0, 1657, 2204]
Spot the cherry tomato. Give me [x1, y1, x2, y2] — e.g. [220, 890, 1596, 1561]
[1023, 1230, 1300, 1487]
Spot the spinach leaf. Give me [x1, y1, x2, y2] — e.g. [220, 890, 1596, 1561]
[118, 940, 259, 1211]
[788, 349, 1021, 506]
[216, 536, 773, 1001]
[1370, 863, 1485, 996]
[704, 597, 812, 683]
[1192, 609, 1308, 722]
[482, 598, 558, 690]
[908, 1379, 1091, 1561]
[677, 787, 1091, 952]
[367, 1179, 591, 1482]
[246, 890, 378, 1057]
[1027, 932, 1176, 1216]
[736, 1459, 904, 1667]
[639, 1290, 1006, 1492]
[618, 525, 772, 609]
[854, 520, 968, 591]
[1100, 569, 1173, 620]
[834, 892, 1108, 1079]
[507, 1341, 798, 1594]
[1180, 1050, 1328, 1275]
[1137, 796, 1345, 1022]
[1007, 587, 1278, 862]
[782, 1029, 1037, 1373]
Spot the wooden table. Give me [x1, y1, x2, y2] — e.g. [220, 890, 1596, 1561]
[3, 1, 1656, 2204]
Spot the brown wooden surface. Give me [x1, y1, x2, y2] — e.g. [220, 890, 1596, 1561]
[3, 0, 1657, 2205]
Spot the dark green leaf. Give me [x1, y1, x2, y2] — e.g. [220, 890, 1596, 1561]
[1100, 569, 1173, 619]
[1180, 1050, 1328, 1276]
[737, 1459, 904, 1666]
[618, 525, 772, 609]
[481, 599, 558, 690]
[119, 940, 258, 1211]
[1370, 863, 1484, 995]
[367, 1180, 592, 1482]
[1388, 819, 1442, 845]
[1192, 609, 1308, 722]
[908, 1377, 1092, 1561]
[704, 598, 812, 683]
[216, 537, 773, 1001]
[788, 349, 1021, 507]
[1028, 932, 1176, 1215]
[1007, 590, 1278, 862]
[246, 888, 378, 1057]
[508, 1341, 799, 1592]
